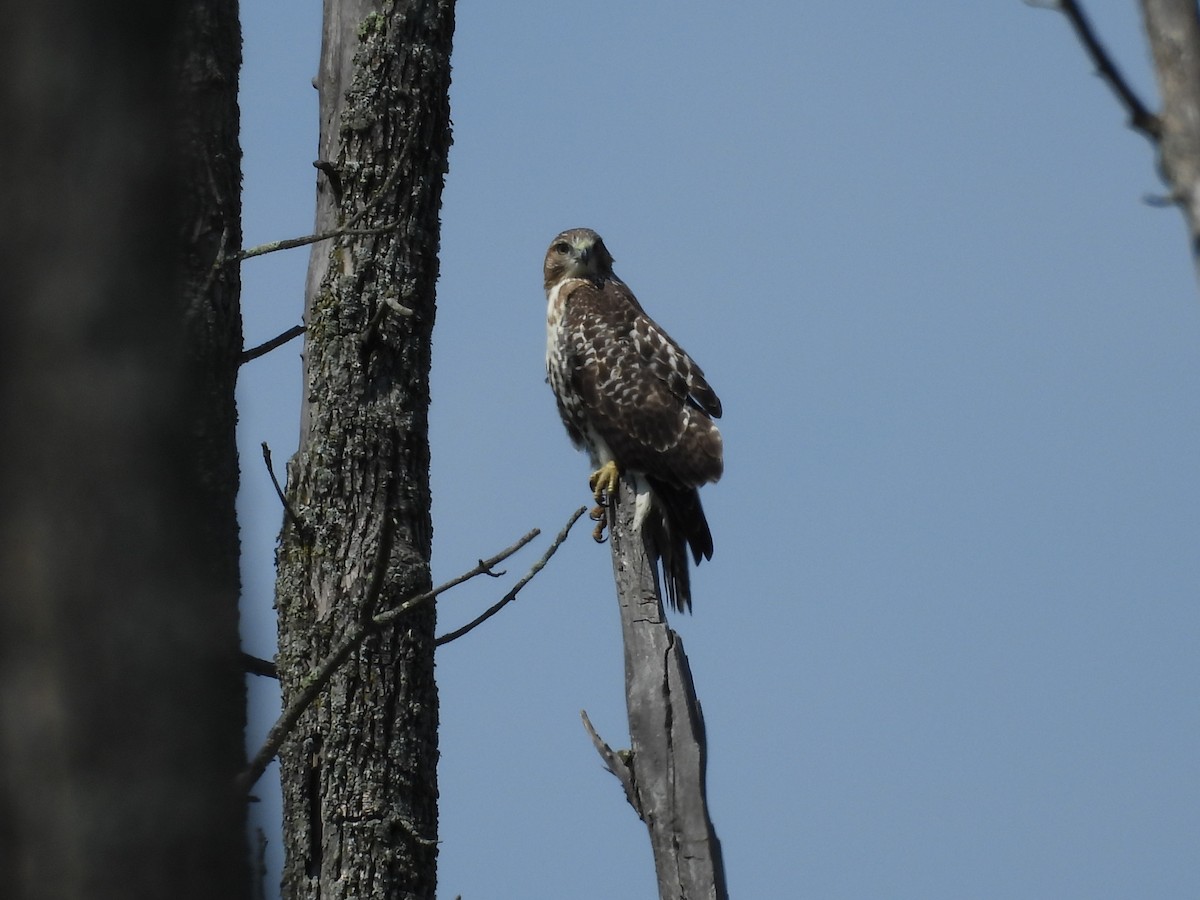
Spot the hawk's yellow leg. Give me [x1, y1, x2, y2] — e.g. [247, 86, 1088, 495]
[587, 460, 621, 543]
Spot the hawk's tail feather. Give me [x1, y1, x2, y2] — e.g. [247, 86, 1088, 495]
[647, 479, 714, 614]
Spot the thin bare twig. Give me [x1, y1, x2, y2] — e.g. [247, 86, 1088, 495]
[261, 443, 306, 534]
[236, 225, 398, 262]
[237, 523, 543, 792]
[234, 145, 415, 264]
[436, 506, 587, 646]
[240, 324, 305, 365]
[1039, 0, 1162, 139]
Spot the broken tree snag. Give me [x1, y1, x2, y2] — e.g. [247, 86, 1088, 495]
[596, 474, 729, 900]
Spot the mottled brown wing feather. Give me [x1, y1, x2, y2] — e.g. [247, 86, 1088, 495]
[564, 279, 722, 489]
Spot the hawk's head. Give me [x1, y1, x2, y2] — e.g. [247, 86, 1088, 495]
[543, 228, 615, 291]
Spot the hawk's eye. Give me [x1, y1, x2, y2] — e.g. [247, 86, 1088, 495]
[554, 242, 570, 254]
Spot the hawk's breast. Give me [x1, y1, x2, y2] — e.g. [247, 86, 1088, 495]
[546, 280, 590, 453]
[545, 280, 568, 368]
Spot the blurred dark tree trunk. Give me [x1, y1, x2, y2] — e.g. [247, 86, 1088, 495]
[272, 1, 454, 898]
[0, 1, 248, 899]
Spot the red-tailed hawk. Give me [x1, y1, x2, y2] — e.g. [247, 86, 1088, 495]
[544, 228, 723, 612]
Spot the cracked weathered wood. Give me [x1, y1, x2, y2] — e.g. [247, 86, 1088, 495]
[592, 475, 728, 900]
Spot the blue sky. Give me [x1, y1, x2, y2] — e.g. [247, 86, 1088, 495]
[238, 3, 1199, 897]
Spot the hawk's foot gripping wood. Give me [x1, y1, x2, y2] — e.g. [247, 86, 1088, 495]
[589, 460, 620, 505]
[588, 461, 621, 543]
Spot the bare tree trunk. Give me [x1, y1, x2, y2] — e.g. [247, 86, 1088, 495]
[585, 478, 728, 900]
[273, 2, 455, 898]
[0, 2, 248, 898]
[1140, 0, 1200, 286]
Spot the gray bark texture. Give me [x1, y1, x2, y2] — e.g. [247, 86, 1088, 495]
[586, 478, 728, 900]
[273, 2, 455, 898]
[1140, 0, 1200, 286]
[0, 2, 248, 899]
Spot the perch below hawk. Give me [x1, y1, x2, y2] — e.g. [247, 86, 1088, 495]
[543, 228, 723, 613]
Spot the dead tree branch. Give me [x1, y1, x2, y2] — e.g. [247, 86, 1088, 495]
[1046, 0, 1162, 138]
[231, 153, 413, 266]
[236, 225, 398, 262]
[436, 506, 586, 646]
[1043, 0, 1200, 285]
[584, 475, 728, 900]
[260, 443, 306, 535]
[1140, 0, 1200, 282]
[239, 517, 574, 792]
[240, 324, 304, 365]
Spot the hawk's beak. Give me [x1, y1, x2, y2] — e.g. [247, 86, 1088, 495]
[575, 246, 592, 266]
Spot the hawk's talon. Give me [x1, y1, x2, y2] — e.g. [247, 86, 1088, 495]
[588, 460, 621, 507]
[591, 519, 609, 544]
[590, 505, 610, 542]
